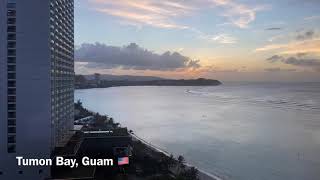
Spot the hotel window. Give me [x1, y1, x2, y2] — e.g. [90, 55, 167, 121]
[8, 119, 16, 126]
[8, 73, 16, 79]
[8, 126, 16, 133]
[7, 65, 16, 71]
[8, 104, 16, 111]
[7, 9, 16, 17]
[8, 144, 16, 153]
[8, 112, 16, 118]
[7, 41, 16, 48]
[8, 88, 16, 95]
[7, 10, 16, 16]
[8, 80, 16, 87]
[7, 26, 16, 33]
[8, 49, 16, 56]
[8, 135, 16, 143]
[8, 57, 16, 63]
[8, 96, 16, 103]
[7, 18, 16, 24]
[7, 34, 16, 40]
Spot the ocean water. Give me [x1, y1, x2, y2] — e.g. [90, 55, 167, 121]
[75, 82, 320, 180]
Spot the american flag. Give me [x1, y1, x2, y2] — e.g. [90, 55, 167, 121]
[118, 157, 129, 166]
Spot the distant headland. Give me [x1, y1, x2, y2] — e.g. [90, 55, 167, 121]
[75, 74, 222, 89]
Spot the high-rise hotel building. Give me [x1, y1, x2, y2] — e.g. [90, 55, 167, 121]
[0, 0, 74, 179]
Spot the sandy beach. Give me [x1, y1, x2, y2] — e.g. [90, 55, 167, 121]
[131, 133, 222, 180]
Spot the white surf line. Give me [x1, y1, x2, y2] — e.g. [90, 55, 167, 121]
[130, 133, 223, 180]
[131, 133, 171, 156]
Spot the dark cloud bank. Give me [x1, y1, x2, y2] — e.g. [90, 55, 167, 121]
[75, 43, 201, 71]
[266, 54, 320, 71]
[296, 30, 316, 41]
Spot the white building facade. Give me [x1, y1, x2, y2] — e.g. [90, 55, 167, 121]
[0, 0, 74, 179]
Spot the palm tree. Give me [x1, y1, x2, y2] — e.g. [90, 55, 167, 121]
[186, 167, 199, 180]
[177, 155, 186, 172]
[75, 100, 82, 109]
[176, 167, 199, 180]
[177, 155, 185, 165]
[168, 154, 176, 167]
[109, 117, 114, 124]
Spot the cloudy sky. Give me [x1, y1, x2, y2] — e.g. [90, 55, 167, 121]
[75, 0, 320, 82]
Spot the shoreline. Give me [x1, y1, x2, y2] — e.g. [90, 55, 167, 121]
[130, 133, 222, 180]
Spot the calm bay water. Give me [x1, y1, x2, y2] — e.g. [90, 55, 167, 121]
[75, 83, 320, 180]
